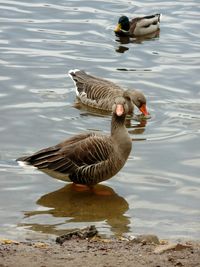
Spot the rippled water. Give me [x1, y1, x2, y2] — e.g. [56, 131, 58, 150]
[0, 0, 200, 241]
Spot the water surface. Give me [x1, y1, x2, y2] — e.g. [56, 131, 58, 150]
[0, 0, 200, 241]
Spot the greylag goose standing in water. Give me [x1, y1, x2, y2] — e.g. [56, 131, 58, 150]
[114, 14, 161, 37]
[68, 69, 149, 116]
[17, 97, 132, 186]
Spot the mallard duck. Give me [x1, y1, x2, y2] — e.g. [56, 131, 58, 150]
[114, 14, 161, 37]
[68, 69, 149, 116]
[17, 97, 132, 186]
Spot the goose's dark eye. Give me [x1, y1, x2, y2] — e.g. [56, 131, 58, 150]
[138, 97, 145, 105]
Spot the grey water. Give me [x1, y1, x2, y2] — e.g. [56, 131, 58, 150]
[0, 0, 199, 241]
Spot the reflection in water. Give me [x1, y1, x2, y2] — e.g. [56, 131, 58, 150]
[76, 107, 148, 139]
[21, 183, 130, 237]
[115, 30, 160, 53]
[73, 100, 111, 117]
[127, 119, 147, 139]
[116, 45, 129, 54]
[125, 114, 148, 127]
[74, 99, 149, 128]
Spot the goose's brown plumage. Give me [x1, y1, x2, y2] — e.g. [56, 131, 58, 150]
[17, 97, 132, 186]
[68, 69, 149, 116]
[114, 14, 161, 37]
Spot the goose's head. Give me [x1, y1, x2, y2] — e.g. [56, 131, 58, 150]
[124, 90, 149, 116]
[114, 16, 130, 34]
[112, 97, 129, 117]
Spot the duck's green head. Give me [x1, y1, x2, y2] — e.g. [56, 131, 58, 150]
[114, 16, 130, 34]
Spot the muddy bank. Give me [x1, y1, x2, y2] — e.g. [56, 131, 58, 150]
[0, 231, 199, 267]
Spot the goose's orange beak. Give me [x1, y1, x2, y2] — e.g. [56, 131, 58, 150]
[139, 104, 149, 116]
[114, 23, 121, 33]
[116, 104, 124, 116]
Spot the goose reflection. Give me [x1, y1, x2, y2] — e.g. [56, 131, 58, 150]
[74, 102, 147, 139]
[76, 108, 147, 138]
[74, 101, 149, 127]
[74, 101, 111, 117]
[22, 183, 130, 237]
[115, 29, 160, 54]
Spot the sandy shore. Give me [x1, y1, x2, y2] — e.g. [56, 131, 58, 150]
[0, 229, 199, 267]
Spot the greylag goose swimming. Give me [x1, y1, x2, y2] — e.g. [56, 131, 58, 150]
[68, 69, 149, 116]
[17, 97, 132, 186]
[114, 14, 161, 37]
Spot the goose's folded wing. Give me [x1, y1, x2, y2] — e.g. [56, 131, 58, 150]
[17, 133, 92, 168]
[59, 134, 113, 169]
[71, 70, 123, 100]
[18, 133, 114, 175]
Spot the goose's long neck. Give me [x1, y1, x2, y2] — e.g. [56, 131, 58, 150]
[111, 113, 126, 136]
[111, 113, 132, 158]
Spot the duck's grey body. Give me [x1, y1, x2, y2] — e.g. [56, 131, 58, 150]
[115, 14, 161, 37]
